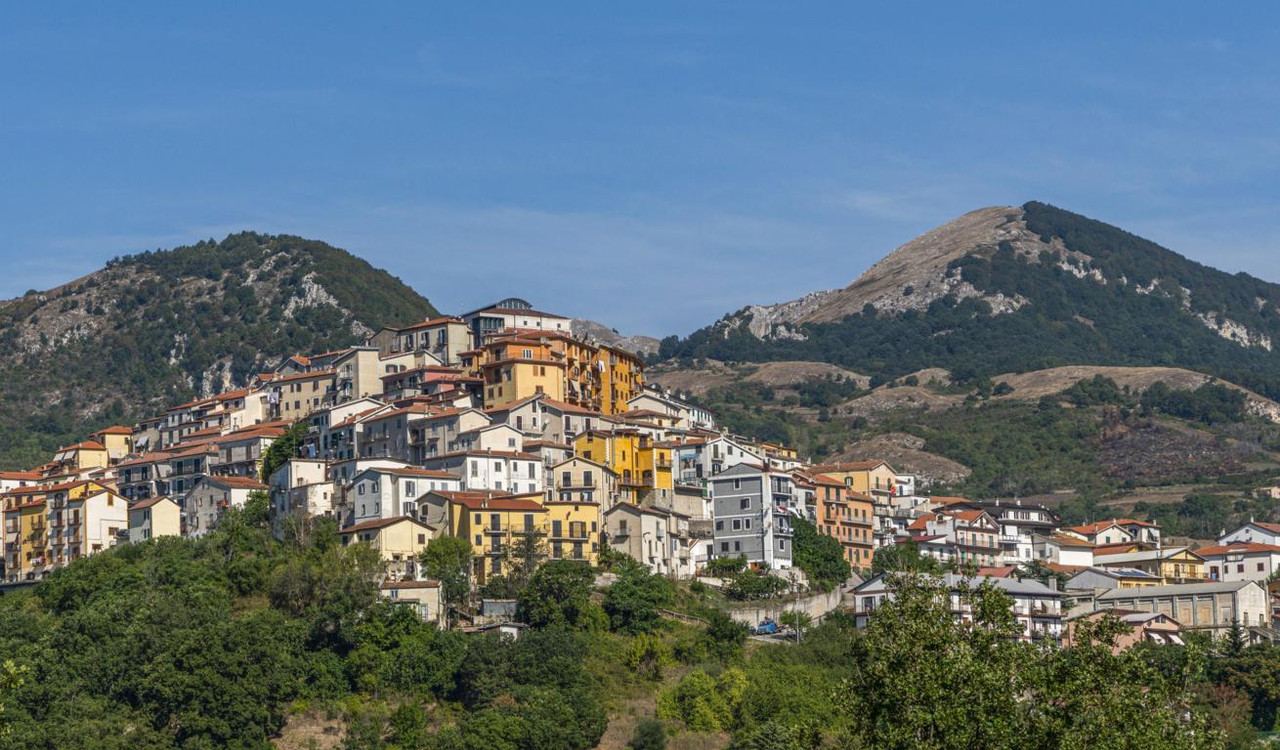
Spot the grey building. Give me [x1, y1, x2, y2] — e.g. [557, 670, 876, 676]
[709, 463, 795, 570]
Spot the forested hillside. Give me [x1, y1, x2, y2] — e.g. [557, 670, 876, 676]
[0, 233, 436, 469]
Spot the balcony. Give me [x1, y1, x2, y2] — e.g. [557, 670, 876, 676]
[483, 527, 506, 535]
[560, 478, 596, 489]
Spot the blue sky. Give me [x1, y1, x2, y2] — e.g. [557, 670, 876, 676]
[3, 3, 1280, 335]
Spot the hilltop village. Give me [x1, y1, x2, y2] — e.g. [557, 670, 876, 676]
[5, 296, 1280, 645]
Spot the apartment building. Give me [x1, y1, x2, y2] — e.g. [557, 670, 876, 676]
[709, 463, 796, 570]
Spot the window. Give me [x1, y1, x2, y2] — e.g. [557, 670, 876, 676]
[733, 541, 741, 552]
[474, 513, 481, 525]
[733, 478, 741, 490]
[732, 519, 741, 531]
[715, 520, 723, 531]
[720, 542, 729, 552]
[405, 481, 415, 496]
[739, 498, 750, 510]
[744, 519, 752, 530]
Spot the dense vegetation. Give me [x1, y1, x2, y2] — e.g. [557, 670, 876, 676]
[662, 202, 1280, 402]
[2, 502, 1265, 749]
[0, 233, 437, 469]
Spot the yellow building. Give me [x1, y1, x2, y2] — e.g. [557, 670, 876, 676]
[596, 345, 644, 416]
[51, 441, 110, 473]
[340, 516, 438, 580]
[1094, 547, 1207, 584]
[90, 426, 135, 464]
[5, 492, 47, 582]
[573, 429, 673, 505]
[808, 460, 898, 503]
[464, 331, 644, 416]
[442, 491, 549, 584]
[128, 496, 182, 542]
[544, 499, 601, 565]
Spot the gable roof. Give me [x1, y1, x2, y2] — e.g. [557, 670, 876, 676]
[341, 515, 435, 534]
[1194, 542, 1280, 557]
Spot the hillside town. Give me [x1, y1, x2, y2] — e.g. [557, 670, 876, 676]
[4, 296, 1280, 647]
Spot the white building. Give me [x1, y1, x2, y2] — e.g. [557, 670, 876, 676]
[852, 573, 1064, 642]
[1197, 541, 1280, 583]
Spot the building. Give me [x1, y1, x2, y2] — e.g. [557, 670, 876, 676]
[1219, 521, 1280, 547]
[340, 516, 437, 580]
[460, 297, 571, 348]
[544, 499, 602, 566]
[1065, 610, 1184, 651]
[1062, 518, 1162, 547]
[1033, 533, 1096, 568]
[380, 579, 443, 623]
[421, 450, 543, 495]
[548, 457, 617, 508]
[263, 369, 337, 421]
[434, 491, 549, 584]
[574, 429, 673, 505]
[183, 475, 267, 538]
[627, 388, 716, 431]
[709, 463, 796, 570]
[1066, 566, 1164, 592]
[46, 481, 128, 570]
[1093, 547, 1206, 584]
[901, 508, 1004, 568]
[345, 466, 461, 526]
[1092, 580, 1270, 638]
[128, 496, 182, 543]
[806, 472, 874, 569]
[89, 426, 135, 463]
[852, 573, 1064, 642]
[972, 500, 1058, 564]
[1196, 542, 1280, 583]
[605, 502, 696, 577]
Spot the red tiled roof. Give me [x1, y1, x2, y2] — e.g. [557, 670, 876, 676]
[204, 475, 268, 490]
[91, 425, 134, 436]
[0, 471, 41, 481]
[130, 496, 175, 511]
[341, 515, 434, 534]
[59, 441, 106, 452]
[1194, 542, 1280, 557]
[376, 467, 459, 480]
[444, 492, 545, 512]
[398, 316, 464, 332]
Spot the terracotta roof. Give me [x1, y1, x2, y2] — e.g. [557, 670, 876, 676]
[906, 513, 936, 531]
[341, 515, 434, 534]
[0, 471, 41, 481]
[91, 425, 134, 436]
[130, 496, 175, 511]
[376, 467, 459, 480]
[445, 492, 545, 512]
[1067, 518, 1159, 535]
[977, 566, 1018, 578]
[203, 475, 268, 490]
[940, 508, 986, 523]
[1044, 562, 1089, 575]
[214, 389, 252, 402]
[1194, 542, 1280, 557]
[59, 441, 106, 452]
[1246, 522, 1280, 535]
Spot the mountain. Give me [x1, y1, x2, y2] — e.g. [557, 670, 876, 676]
[0, 232, 436, 468]
[569, 318, 660, 356]
[665, 201, 1280, 401]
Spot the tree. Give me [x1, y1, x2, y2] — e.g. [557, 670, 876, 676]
[603, 559, 673, 635]
[791, 517, 850, 588]
[517, 560, 600, 629]
[700, 609, 748, 663]
[259, 420, 309, 482]
[870, 541, 940, 575]
[421, 536, 473, 626]
[627, 718, 666, 750]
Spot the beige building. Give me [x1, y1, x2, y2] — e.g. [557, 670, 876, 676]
[89, 426, 135, 463]
[1094, 580, 1270, 638]
[128, 496, 182, 543]
[380, 579, 442, 623]
[341, 516, 438, 580]
[183, 475, 268, 538]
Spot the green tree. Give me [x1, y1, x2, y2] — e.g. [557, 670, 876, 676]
[421, 535, 473, 626]
[604, 559, 673, 634]
[260, 420, 309, 482]
[791, 518, 850, 589]
[627, 717, 666, 750]
[517, 560, 599, 629]
[870, 540, 940, 575]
